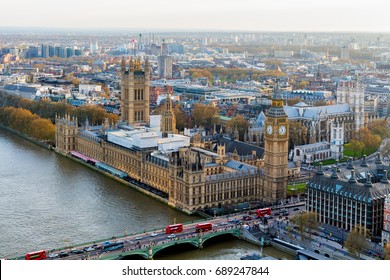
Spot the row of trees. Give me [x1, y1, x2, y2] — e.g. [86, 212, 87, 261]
[347, 120, 389, 158]
[0, 107, 55, 142]
[0, 91, 119, 127]
[189, 67, 286, 84]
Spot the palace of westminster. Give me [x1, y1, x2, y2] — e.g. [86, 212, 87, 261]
[55, 57, 289, 213]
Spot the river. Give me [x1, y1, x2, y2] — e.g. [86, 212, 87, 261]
[0, 128, 292, 260]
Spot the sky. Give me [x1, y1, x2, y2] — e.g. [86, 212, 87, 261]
[1, 0, 390, 33]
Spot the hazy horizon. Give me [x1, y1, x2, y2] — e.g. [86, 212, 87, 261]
[1, 0, 390, 33]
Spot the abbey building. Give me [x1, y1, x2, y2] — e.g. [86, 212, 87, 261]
[55, 57, 289, 213]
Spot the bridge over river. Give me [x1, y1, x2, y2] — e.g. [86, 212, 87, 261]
[18, 214, 264, 260]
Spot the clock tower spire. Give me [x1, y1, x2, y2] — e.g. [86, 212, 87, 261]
[263, 82, 289, 203]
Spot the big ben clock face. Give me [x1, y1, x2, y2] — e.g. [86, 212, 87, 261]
[279, 125, 286, 135]
[266, 125, 273, 135]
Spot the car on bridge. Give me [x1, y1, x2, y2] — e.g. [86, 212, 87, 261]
[58, 252, 69, 258]
[228, 219, 240, 224]
[150, 232, 159, 237]
[83, 247, 95, 252]
[135, 236, 143, 240]
[71, 249, 84, 254]
[167, 234, 176, 239]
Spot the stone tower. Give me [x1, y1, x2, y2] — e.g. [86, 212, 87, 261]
[55, 114, 78, 154]
[336, 78, 365, 132]
[121, 56, 150, 126]
[161, 91, 177, 137]
[263, 84, 289, 203]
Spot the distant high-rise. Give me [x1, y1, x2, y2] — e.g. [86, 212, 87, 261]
[158, 40, 173, 79]
[340, 46, 349, 59]
[41, 44, 49, 58]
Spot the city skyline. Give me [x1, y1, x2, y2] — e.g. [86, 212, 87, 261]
[1, 0, 390, 33]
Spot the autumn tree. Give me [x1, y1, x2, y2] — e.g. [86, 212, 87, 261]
[314, 100, 327, 106]
[344, 225, 369, 257]
[289, 121, 308, 146]
[384, 244, 390, 260]
[381, 141, 390, 158]
[290, 211, 318, 240]
[298, 80, 309, 89]
[228, 114, 249, 141]
[369, 119, 390, 139]
[30, 118, 55, 141]
[348, 139, 365, 158]
[173, 103, 186, 132]
[355, 128, 382, 155]
[287, 97, 302, 106]
[192, 103, 219, 131]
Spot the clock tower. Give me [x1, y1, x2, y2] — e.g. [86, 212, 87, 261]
[263, 84, 288, 203]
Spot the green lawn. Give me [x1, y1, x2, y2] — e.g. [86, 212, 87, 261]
[312, 157, 348, 166]
[344, 143, 377, 158]
[287, 183, 307, 195]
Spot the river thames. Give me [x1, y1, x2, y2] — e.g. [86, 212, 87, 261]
[0, 128, 292, 260]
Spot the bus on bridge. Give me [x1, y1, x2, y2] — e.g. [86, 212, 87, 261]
[165, 224, 183, 234]
[195, 223, 213, 232]
[25, 250, 47, 260]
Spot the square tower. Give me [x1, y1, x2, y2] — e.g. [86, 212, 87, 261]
[121, 57, 150, 126]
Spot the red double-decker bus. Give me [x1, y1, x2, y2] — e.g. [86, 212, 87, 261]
[25, 250, 47, 260]
[165, 224, 183, 234]
[195, 223, 213, 232]
[256, 207, 271, 218]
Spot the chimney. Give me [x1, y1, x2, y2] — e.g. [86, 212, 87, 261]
[316, 163, 324, 175]
[331, 165, 338, 179]
[364, 173, 373, 187]
[348, 169, 357, 183]
[381, 170, 389, 184]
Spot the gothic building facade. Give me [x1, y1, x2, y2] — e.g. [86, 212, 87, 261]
[55, 59, 289, 213]
[121, 57, 150, 126]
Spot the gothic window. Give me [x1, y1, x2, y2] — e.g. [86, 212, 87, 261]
[140, 89, 143, 100]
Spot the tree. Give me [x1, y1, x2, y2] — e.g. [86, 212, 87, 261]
[355, 128, 382, 155]
[30, 118, 55, 142]
[290, 211, 318, 240]
[384, 244, 390, 260]
[381, 140, 390, 158]
[348, 139, 365, 158]
[192, 103, 219, 131]
[228, 114, 249, 141]
[289, 121, 307, 146]
[173, 103, 186, 132]
[287, 97, 302, 106]
[344, 225, 369, 257]
[370, 119, 390, 139]
[314, 100, 327, 106]
[298, 80, 309, 89]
